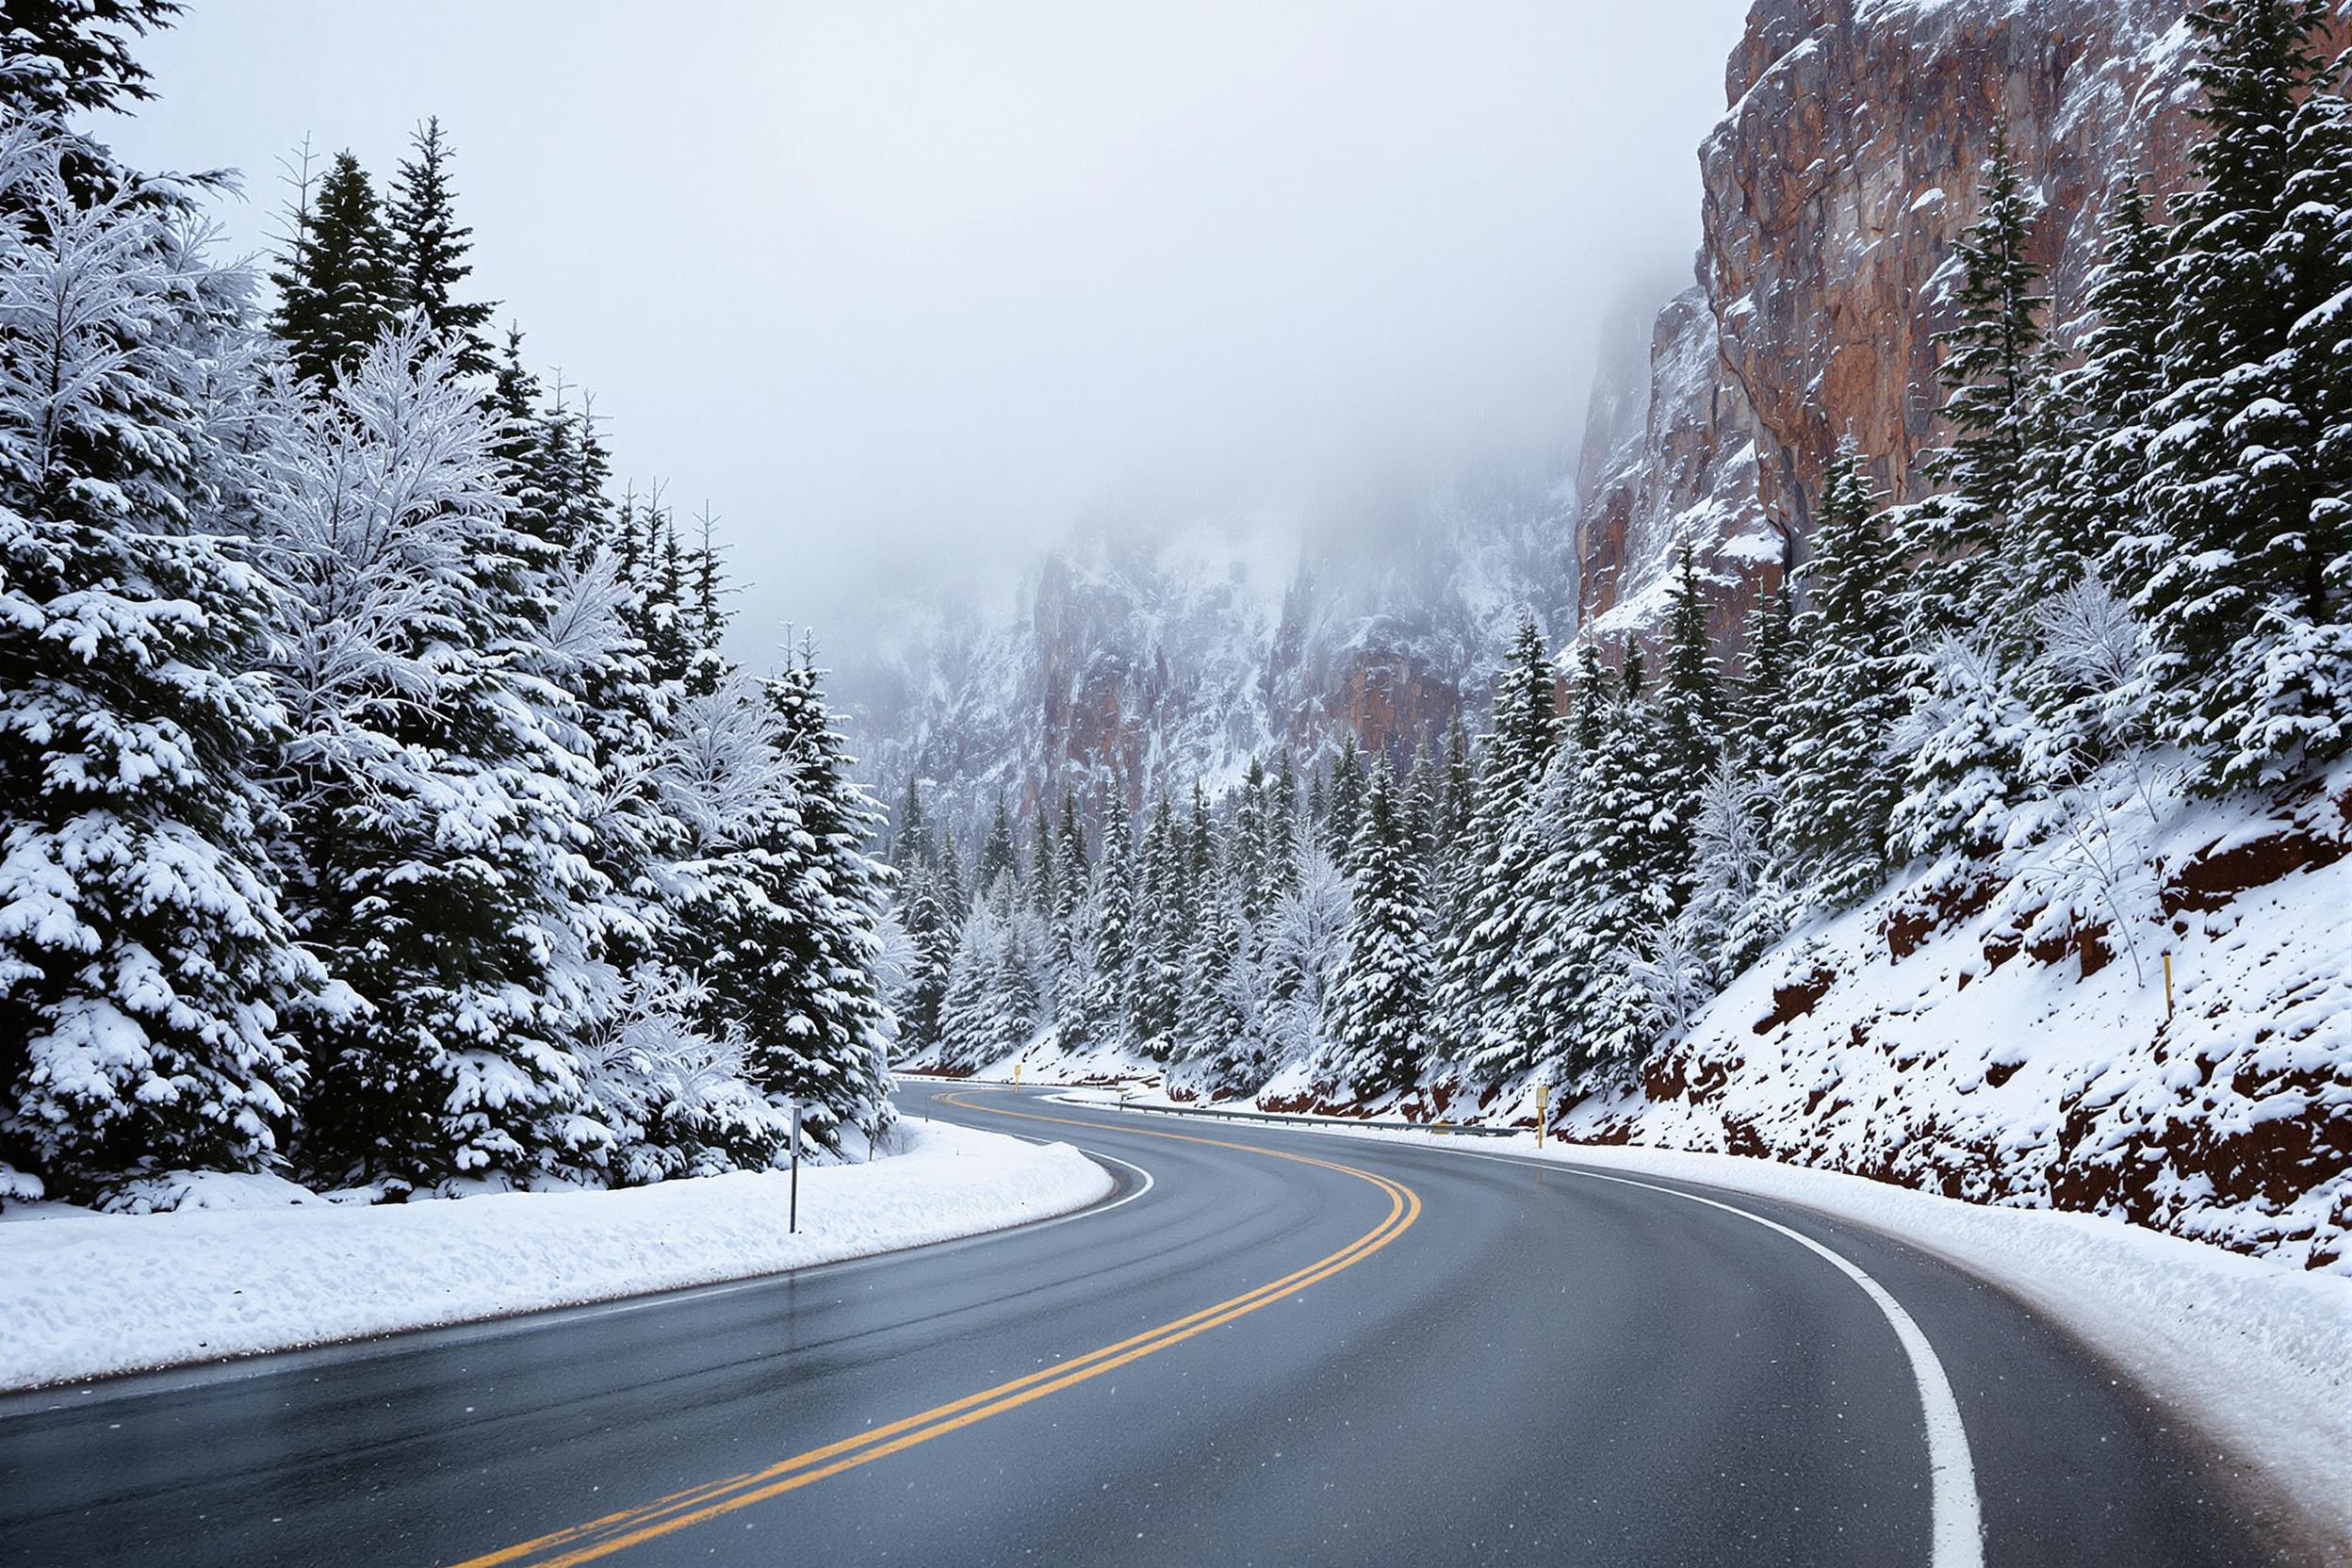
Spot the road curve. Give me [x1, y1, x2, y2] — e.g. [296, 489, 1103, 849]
[0, 1081, 2278, 1567]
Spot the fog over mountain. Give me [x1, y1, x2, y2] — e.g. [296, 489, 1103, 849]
[99, 0, 1743, 675]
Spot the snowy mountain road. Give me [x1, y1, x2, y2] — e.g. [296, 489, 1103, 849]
[0, 1081, 2277, 1567]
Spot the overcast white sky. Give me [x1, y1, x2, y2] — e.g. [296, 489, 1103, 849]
[104, 0, 1749, 664]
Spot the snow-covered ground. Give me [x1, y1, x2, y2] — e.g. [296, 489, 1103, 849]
[1054, 1087, 2352, 1556]
[0, 1120, 1108, 1393]
[1566, 764, 2352, 1271]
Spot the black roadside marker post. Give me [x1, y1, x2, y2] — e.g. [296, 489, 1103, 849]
[790, 1102, 802, 1234]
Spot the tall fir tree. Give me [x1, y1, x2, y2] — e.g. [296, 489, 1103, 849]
[1656, 542, 1723, 900]
[0, 134, 318, 1200]
[270, 150, 401, 387]
[1895, 119, 2052, 639]
[2119, 0, 2351, 788]
[385, 117, 495, 377]
[1782, 440, 1910, 906]
[1319, 766, 1431, 1102]
[1081, 803, 1135, 1043]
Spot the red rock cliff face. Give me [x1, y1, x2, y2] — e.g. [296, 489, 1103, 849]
[1577, 0, 2261, 650]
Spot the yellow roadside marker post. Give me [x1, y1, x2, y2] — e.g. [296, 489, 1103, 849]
[1014, 1061, 1022, 1095]
[1536, 1082, 1546, 1151]
[2163, 953, 2174, 1020]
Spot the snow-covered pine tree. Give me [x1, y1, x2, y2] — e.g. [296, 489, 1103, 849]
[1540, 649, 1681, 1080]
[934, 828, 968, 926]
[0, 0, 184, 207]
[1681, 752, 1789, 978]
[896, 868, 955, 1058]
[1324, 731, 1366, 866]
[1186, 779, 1215, 888]
[0, 129, 317, 1202]
[1656, 542, 1723, 902]
[1318, 765, 1431, 1102]
[1129, 794, 1186, 1056]
[975, 795, 1019, 897]
[269, 150, 400, 388]
[1889, 632, 2044, 863]
[1781, 439, 1910, 907]
[385, 118, 495, 378]
[1230, 758, 1272, 923]
[1893, 119, 2054, 640]
[2023, 172, 2169, 611]
[751, 654, 895, 1147]
[937, 904, 1005, 1073]
[1029, 804, 1057, 922]
[2119, 0, 2351, 790]
[1054, 792, 1087, 938]
[1433, 609, 1558, 1071]
[1731, 578, 1796, 867]
[1080, 801, 1135, 1044]
[1265, 839, 1350, 1075]
[251, 322, 604, 1191]
[1178, 879, 1247, 1085]
[891, 776, 931, 874]
[0, 0, 178, 122]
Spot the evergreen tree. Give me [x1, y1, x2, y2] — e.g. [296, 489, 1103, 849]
[976, 795, 1019, 897]
[0, 137, 316, 1200]
[0, 0, 185, 208]
[1130, 795, 1186, 1054]
[2120, 1, 2351, 788]
[1896, 120, 2053, 639]
[1030, 804, 1058, 920]
[1782, 441, 1910, 906]
[898, 871, 956, 1057]
[1319, 766, 1431, 1102]
[0, 0, 180, 121]
[2029, 172, 2168, 600]
[253, 323, 605, 1190]
[1325, 731, 1366, 864]
[1231, 758, 1274, 923]
[1656, 542, 1723, 898]
[270, 150, 400, 387]
[891, 776, 931, 873]
[1081, 804, 1135, 1042]
[1429, 611, 1561, 1081]
[1054, 793, 1088, 934]
[934, 829, 968, 924]
[1432, 610, 1559, 1070]
[385, 117, 495, 377]
[743, 657, 895, 1147]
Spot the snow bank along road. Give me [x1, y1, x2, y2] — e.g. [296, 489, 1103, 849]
[0, 1083, 2297, 1567]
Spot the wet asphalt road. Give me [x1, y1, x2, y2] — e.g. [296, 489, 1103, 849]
[0, 1081, 2284, 1566]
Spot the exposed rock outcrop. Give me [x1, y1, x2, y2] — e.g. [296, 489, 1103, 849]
[1578, 0, 2246, 649]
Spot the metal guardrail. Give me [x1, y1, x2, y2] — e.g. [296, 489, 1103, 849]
[900, 1071, 1526, 1140]
[1070, 1094, 1522, 1140]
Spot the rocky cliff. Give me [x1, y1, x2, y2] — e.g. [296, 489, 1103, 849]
[842, 473, 1576, 837]
[1579, 0, 2233, 648]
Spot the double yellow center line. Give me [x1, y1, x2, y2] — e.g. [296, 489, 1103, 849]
[453, 1088, 1422, 1567]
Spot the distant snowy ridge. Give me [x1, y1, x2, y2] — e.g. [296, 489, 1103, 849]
[0, 1122, 1108, 1392]
[845, 471, 1576, 836]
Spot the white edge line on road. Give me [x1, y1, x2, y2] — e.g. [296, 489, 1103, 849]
[1547, 1161, 1983, 1568]
[1052, 1095, 1983, 1568]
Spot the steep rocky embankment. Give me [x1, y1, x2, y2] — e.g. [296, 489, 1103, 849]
[1564, 0, 2351, 1270]
[1578, 0, 2223, 649]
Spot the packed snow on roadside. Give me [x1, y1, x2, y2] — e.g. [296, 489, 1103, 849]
[1055, 1087, 2352, 1554]
[0, 1120, 1107, 1393]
